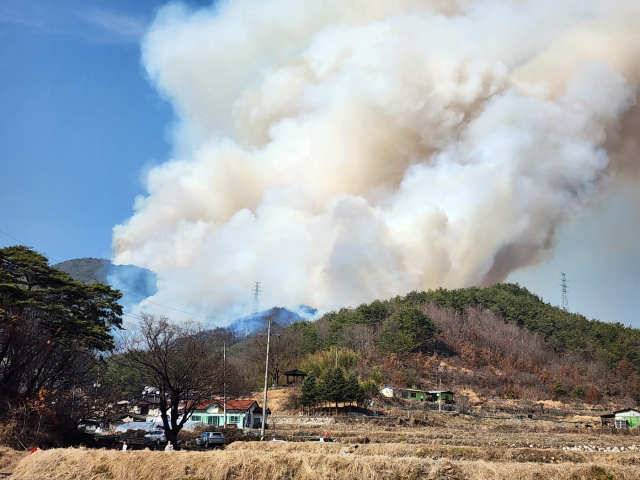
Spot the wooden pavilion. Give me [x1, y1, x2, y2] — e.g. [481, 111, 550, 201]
[284, 369, 308, 384]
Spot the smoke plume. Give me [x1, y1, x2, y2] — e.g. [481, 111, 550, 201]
[112, 0, 640, 323]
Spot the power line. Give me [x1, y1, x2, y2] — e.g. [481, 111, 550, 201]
[119, 289, 218, 321]
[0, 229, 62, 263]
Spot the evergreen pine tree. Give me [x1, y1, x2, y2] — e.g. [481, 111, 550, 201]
[316, 373, 328, 412]
[355, 381, 366, 407]
[299, 372, 317, 415]
[325, 368, 345, 414]
[344, 372, 359, 411]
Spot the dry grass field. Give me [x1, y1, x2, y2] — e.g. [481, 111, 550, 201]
[0, 447, 27, 475]
[10, 442, 640, 480]
[10, 414, 640, 480]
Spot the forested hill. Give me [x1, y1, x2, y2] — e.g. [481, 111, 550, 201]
[54, 258, 109, 284]
[269, 284, 640, 405]
[290, 283, 640, 373]
[54, 258, 158, 299]
[421, 284, 640, 369]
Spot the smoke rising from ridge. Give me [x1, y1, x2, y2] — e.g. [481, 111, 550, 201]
[112, 0, 640, 323]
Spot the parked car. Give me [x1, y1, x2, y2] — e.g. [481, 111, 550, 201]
[195, 431, 225, 448]
[308, 436, 334, 443]
[144, 430, 167, 444]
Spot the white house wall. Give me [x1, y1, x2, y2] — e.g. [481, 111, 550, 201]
[615, 410, 640, 419]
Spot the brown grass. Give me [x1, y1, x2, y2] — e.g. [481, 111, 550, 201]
[245, 387, 296, 411]
[0, 446, 27, 474]
[11, 415, 640, 480]
[11, 443, 640, 480]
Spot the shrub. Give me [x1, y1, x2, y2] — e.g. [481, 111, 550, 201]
[570, 385, 585, 398]
[552, 382, 566, 398]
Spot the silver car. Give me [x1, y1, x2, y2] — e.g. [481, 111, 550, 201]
[195, 431, 225, 448]
[144, 430, 167, 444]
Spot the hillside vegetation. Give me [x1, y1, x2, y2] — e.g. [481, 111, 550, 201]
[242, 284, 640, 408]
[291, 284, 640, 369]
[54, 258, 157, 298]
[54, 258, 109, 284]
[423, 284, 640, 369]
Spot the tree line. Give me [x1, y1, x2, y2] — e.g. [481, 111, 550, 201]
[0, 246, 226, 449]
[0, 246, 123, 448]
[299, 369, 375, 415]
[5, 245, 640, 449]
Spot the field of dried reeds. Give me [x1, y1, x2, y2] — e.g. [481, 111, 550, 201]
[0, 446, 26, 475]
[10, 414, 640, 480]
[10, 441, 640, 480]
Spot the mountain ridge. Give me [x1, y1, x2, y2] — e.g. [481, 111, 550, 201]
[54, 257, 316, 334]
[53, 257, 158, 301]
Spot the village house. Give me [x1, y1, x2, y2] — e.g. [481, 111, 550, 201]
[126, 386, 164, 421]
[188, 399, 265, 429]
[380, 386, 455, 403]
[380, 386, 429, 401]
[428, 390, 456, 404]
[601, 408, 640, 429]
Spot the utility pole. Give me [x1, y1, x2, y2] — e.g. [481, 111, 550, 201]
[261, 316, 271, 438]
[223, 341, 227, 429]
[335, 345, 338, 368]
[438, 365, 444, 413]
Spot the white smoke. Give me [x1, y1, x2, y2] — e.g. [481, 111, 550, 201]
[112, 0, 640, 323]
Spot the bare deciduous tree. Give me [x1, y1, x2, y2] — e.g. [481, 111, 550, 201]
[338, 324, 378, 355]
[119, 315, 223, 447]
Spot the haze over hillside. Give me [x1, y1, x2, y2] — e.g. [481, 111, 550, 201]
[54, 258, 316, 332]
[54, 258, 158, 300]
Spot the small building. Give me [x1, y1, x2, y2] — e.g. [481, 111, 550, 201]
[380, 386, 428, 401]
[188, 399, 262, 429]
[284, 369, 308, 384]
[404, 388, 428, 401]
[601, 408, 640, 429]
[427, 390, 455, 404]
[380, 386, 397, 398]
[130, 386, 163, 419]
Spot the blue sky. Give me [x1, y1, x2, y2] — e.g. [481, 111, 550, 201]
[1, 0, 639, 327]
[0, 0, 198, 261]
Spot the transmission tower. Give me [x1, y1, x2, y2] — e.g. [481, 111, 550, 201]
[560, 273, 569, 311]
[252, 281, 261, 319]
